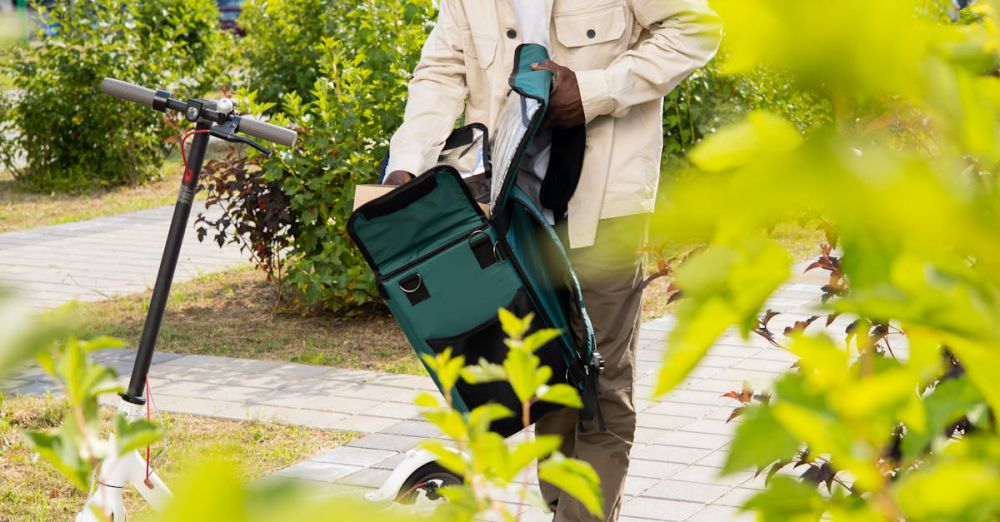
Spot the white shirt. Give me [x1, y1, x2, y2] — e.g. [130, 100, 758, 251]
[511, 0, 555, 222]
[511, 0, 552, 50]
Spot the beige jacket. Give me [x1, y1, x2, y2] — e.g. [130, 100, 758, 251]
[388, 0, 722, 248]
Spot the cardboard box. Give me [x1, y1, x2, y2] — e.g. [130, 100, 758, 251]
[353, 184, 395, 211]
[353, 184, 491, 215]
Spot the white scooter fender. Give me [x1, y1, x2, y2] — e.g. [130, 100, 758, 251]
[365, 447, 454, 504]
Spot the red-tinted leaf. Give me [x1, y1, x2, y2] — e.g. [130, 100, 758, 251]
[800, 462, 837, 492]
[783, 316, 819, 336]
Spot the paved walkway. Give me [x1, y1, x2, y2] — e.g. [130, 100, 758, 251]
[0, 203, 245, 309]
[1, 266, 838, 521]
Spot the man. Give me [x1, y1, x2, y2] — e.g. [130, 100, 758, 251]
[385, 1, 721, 520]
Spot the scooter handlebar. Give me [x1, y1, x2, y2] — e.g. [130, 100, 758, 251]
[234, 115, 298, 148]
[101, 78, 157, 108]
[100, 78, 298, 148]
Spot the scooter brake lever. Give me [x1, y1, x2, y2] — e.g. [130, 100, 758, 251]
[210, 117, 273, 156]
[228, 134, 272, 156]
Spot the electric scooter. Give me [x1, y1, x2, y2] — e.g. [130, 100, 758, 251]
[77, 78, 298, 522]
[83, 78, 460, 518]
[86, 78, 465, 519]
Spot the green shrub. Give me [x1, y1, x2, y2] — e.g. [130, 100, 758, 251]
[240, 0, 434, 108]
[661, 57, 832, 174]
[203, 0, 434, 312]
[0, 0, 228, 192]
[238, 0, 333, 107]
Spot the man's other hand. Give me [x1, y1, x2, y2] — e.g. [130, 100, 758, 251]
[384, 170, 415, 185]
[531, 60, 585, 129]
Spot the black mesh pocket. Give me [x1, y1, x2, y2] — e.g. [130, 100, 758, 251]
[425, 288, 568, 436]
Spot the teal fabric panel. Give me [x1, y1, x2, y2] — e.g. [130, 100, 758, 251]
[351, 168, 485, 276]
[381, 227, 523, 340]
[503, 190, 578, 370]
[385, 296, 472, 414]
[381, 225, 522, 415]
[505, 189, 594, 363]
[510, 44, 553, 102]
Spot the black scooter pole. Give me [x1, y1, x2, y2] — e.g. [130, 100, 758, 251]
[121, 120, 212, 404]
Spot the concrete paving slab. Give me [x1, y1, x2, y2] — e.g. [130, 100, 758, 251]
[0, 204, 246, 310]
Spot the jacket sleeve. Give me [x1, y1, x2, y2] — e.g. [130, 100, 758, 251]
[574, 0, 723, 124]
[386, 0, 469, 176]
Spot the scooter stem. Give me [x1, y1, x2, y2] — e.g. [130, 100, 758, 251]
[122, 120, 212, 405]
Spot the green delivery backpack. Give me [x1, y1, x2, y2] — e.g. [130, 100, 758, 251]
[348, 44, 603, 436]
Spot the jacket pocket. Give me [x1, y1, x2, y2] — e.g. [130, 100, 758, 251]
[470, 32, 497, 69]
[553, 2, 627, 48]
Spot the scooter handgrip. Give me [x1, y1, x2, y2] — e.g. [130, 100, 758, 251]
[101, 78, 157, 108]
[237, 116, 298, 147]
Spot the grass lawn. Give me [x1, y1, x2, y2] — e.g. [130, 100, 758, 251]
[76, 266, 423, 375]
[0, 163, 184, 234]
[0, 394, 356, 521]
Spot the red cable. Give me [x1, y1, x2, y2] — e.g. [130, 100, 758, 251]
[401, 481, 430, 500]
[144, 377, 156, 487]
[180, 129, 212, 171]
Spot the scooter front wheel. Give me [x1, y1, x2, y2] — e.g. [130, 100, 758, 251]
[395, 462, 462, 505]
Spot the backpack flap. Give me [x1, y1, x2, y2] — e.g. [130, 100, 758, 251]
[488, 43, 552, 214]
[348, 167, 487, 278]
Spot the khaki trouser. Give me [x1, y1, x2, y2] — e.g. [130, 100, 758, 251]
[538, 215, 647, 522]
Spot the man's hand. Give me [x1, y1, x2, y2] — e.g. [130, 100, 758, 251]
[384, 170, 415, 186]
[531, 60, 585, 129]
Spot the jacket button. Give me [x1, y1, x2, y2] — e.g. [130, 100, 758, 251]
[586, 29, 596, 39]
[506, 29, 517, 39]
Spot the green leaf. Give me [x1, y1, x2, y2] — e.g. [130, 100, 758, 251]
[771, 402, 882, 490]
[21, 429, 92, 492]
[422, 349, 466, 396]
[786, 334, 850, 391]
[467, 403, 514, 436]
[433, 485, 481, 520]
[421, 408, 468, 441]
[414, 391, 443, 409]
[505, 435, 562, 481]
[655, 238, 790, 396]
[901, 376, 985, 461]
[655, 298, 738, 395]
[742, 476, 825, 521]
[537, 384, 583, 409]
[58, 337, 121, 407]
[421, 440, 468, 477]
[893, 455, 1000, 521]
[503, 348, 542, 405]
[0, 299, 77, 380]
[688, 111, 803, 172]
[113, 415, 164, 455]
[498, 308, 532, 341]
[460, 359, 507, 385]
[940, 337, 1000, 416]
[521, 328, 561, 354]
[723, 405, 800, 475]
[157, 461, 248, 522]
[538, 452, 604, 519]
